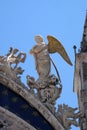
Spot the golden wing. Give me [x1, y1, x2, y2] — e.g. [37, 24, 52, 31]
[47, 35, 72, 66]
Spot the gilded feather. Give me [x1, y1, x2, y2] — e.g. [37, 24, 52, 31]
[47, 35, 72, 65]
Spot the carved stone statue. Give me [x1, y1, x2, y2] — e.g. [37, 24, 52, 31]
[27, 35, 72, 113]
[30, 35, 51, 81]
[30, 35, 72, 82]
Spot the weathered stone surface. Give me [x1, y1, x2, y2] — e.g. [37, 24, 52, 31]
[73, 53, 87, 93]
[74, 53, 87, 129]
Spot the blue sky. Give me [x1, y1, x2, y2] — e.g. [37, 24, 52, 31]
[0, 1, 87, 130]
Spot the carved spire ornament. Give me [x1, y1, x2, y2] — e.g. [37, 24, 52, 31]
[80, 12, 87, 52]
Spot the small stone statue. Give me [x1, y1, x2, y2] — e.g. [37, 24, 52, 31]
[30, 35, 51, 81]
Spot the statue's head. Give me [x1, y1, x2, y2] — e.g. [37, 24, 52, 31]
[35, 35, 44, 44]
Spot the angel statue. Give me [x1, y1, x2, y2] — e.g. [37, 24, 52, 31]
[28, 35, 72, 105]
[30, 35, 72, 82]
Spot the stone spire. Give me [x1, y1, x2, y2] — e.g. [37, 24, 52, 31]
[81, 12, 87, 52]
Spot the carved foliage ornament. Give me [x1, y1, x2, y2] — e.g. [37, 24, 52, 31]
[0, 47, 26, 82]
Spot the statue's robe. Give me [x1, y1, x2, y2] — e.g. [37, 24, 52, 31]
[30, 43, 51, 80]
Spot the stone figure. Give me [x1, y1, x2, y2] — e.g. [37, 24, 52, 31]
[30, 35, 72, 82]
[30, 35, 51, 80]
[27, 35, 72, 113]
[26, 75, 35, 94]
[26, 35, 73, 118]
